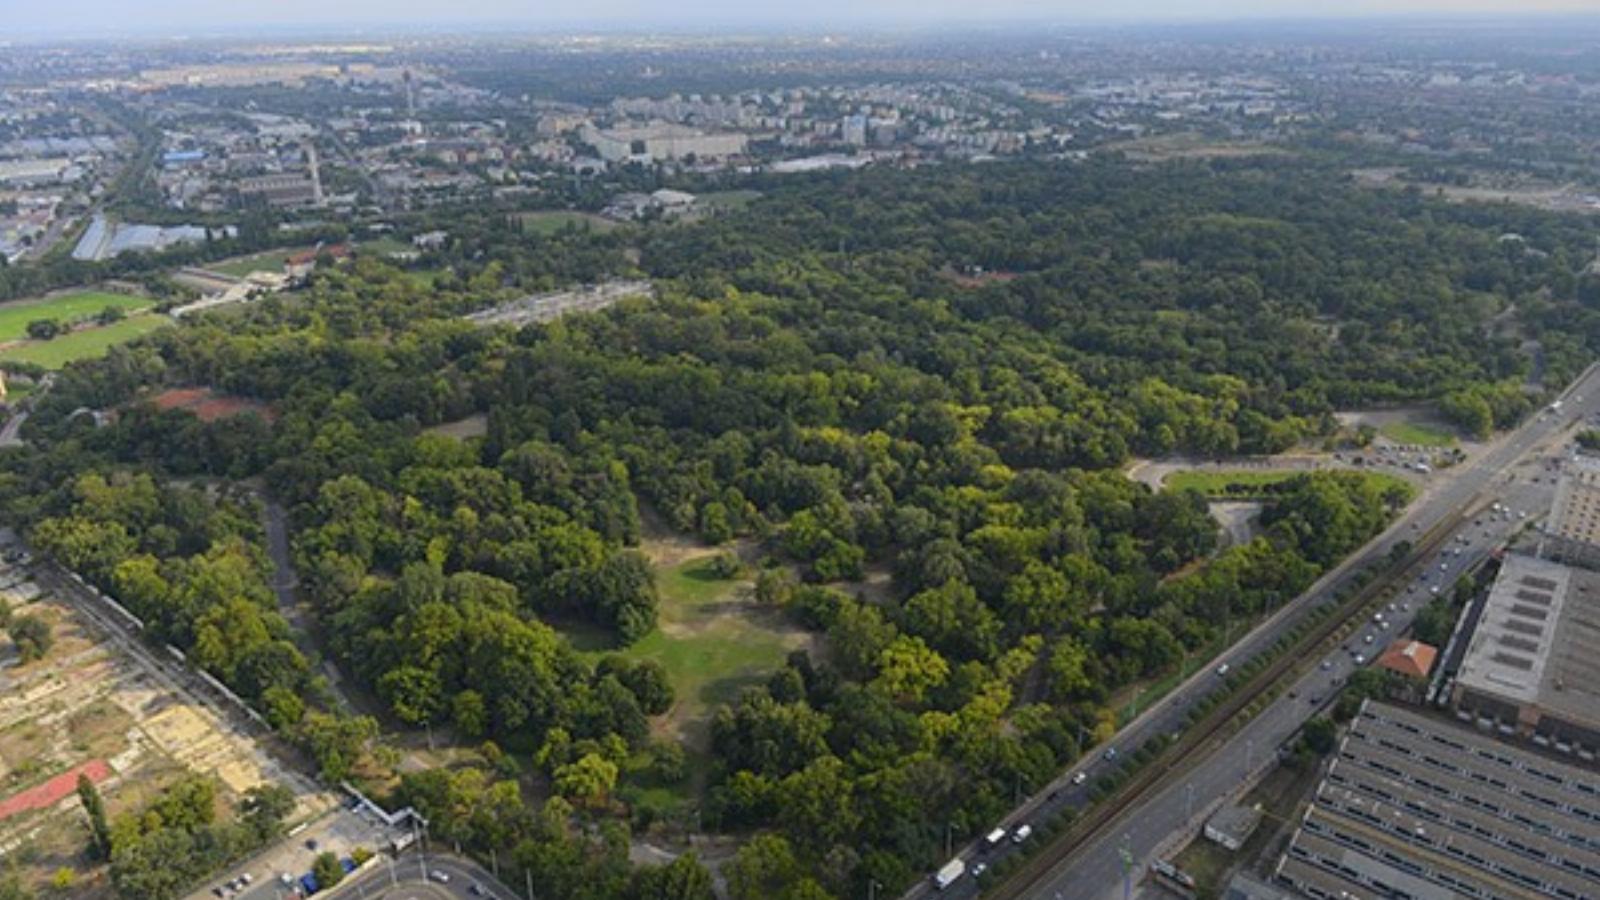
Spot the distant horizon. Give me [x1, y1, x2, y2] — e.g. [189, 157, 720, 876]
[11, 3, 1600, 41]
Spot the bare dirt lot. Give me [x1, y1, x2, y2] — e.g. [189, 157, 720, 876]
[0, 568, 330, 897]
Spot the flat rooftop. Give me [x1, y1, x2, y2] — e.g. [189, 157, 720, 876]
[1454, 553, 1600, 733]
[1276, 702, 1600, 900]
[1548, 454, 1600, 550]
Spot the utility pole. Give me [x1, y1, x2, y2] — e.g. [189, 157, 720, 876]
[525, 868, 535, 900]
[945, 822, 955, 857]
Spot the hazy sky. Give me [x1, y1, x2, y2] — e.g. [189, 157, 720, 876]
[12, 0, 1600, 34]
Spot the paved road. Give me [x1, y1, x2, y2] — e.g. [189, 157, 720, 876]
[906, 364, 1600, 900]
[1013, 368, 1600, 900]
[263, 498, 368, 716]
[324, 852, 519, 900]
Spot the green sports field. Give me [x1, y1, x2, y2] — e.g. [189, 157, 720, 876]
[519, 210, 617, 236]
[0, 313, 173, 369]
[0, 291, 152, 342]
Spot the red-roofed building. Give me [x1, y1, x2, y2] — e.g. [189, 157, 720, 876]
[284, 243, 352, 279]
[1375, 639, 1438, 701]
[1376, 634, 1440, 704]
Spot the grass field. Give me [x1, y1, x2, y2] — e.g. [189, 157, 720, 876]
[1379, 420, 1458, 447]
[621, 556, 800, 720]
[519, 210, 617, 236]
[0, 291, 151, 342]
[0, 313, 172, 369]
[698, 189, 762, 210]
[207, 247, 309, 278]
[1163, 468, 1413, 499]
[572, 553, 805, 803]
[361, 236, 414, 258]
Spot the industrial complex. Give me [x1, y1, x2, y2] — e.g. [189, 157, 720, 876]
[1277, 701, 1600, 900]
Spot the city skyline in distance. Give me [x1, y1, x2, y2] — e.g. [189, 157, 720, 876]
[11, 0, 1600, 37]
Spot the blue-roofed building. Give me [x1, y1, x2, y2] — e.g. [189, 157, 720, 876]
[161, 149, 206, 167]
[72, 214, 234, 262]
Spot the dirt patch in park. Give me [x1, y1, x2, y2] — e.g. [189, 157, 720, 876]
[150, 386, 276, 423]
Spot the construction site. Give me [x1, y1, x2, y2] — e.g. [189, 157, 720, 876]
[0, 558, 329, 896]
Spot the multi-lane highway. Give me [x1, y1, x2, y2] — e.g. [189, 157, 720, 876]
[908, 363, 1600, 900]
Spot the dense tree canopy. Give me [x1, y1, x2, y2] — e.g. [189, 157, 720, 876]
[3, 152, 1587, 898]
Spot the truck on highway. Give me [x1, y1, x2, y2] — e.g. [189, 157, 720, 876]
[934, 859, 966, 891]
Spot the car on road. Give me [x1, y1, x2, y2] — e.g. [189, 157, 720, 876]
[1215, 663, 1230, 677]
[984, 827, 1007, 848]
[1353, 654, 1366, 665]
[1320, 660, 1332, 671]
[305, 839, 318, 851]
[1103, 747, 1119, 762]
[1071, 771, 1088, 785]
[971, 862, 988, 878]
[1011, 825, 1033, 844]
[430, 870, 452, 884]
[280, 873, 294, 887]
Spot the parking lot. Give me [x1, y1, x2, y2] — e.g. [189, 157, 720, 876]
[189, 803, 404, 900]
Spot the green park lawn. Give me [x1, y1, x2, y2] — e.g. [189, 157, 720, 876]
[697, 189, 763, 210]
[573, 553, 805, 803]
[1379, 419, 1458, 447]
[0, 313, 173, 369]
[1164, 468, 1413, 500]
[0, 291, 152, 342]
[361, 236, 415, 258]
[207, 247, 309, 278]
[519, 210, 617, 236]
[624, 556, 801, 719]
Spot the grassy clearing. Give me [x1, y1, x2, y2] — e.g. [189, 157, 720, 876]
[698, 190, 762, 210]
[0, 313, 172, 369]
[519, 210, 617, 236]
[623, 556, 800, 718]
[207, 247, 309, 278]
[0, 291, 151, 342]
[360, 236, 414, 258]
[573, 554, 805, 803]
[1379, 420, 1458, 447]
[1164, 468, 1413, 500]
